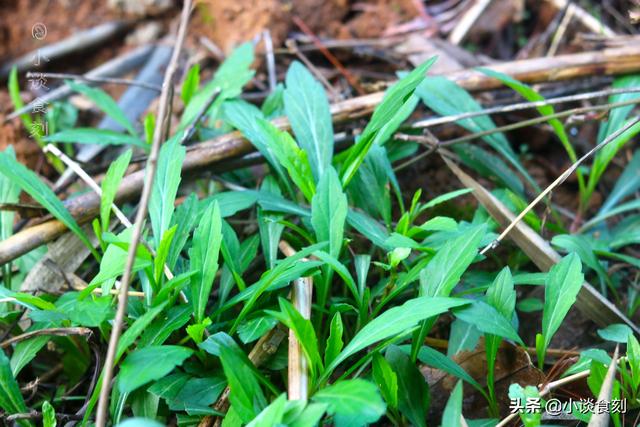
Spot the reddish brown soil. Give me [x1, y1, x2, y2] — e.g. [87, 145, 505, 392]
[0, 0, 122, 62]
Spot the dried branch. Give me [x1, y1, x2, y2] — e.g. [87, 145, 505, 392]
[0, 327, 92, 348]
[26, 71, 161, 91]
[448, 0, 493, 44]
[94, 2, 193, 425]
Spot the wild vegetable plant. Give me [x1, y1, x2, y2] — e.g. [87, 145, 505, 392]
[0, 39, 638, 427]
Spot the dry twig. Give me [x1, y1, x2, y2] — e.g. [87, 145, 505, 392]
[95, 1, 193, 425]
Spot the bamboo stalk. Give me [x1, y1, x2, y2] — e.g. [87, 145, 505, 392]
[279, 240, 313, 401]
[3, 43, 640, 265]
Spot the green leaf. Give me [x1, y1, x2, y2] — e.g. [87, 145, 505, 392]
[116, 418, 164, 427]
[454, 300, 523, 344]
[340, 58, 435, 186]
[551, 234, 608, 287]
[324, 312, 344, 367]
[284, 402, 327, 427]
[100, 149, 132, 232]
[118, 346, 193, 393]
[420, 224, 486, 296]
[442, 380, 463, 427]
[0, 349, 28, 422]
[181, 64, 200, 105]
[311, 166, 347, 258]
[139, 305, 191, 347]
[323, 296, 468, 379]
[348, 145, 393, 224]
[88, 232, 152, 287]
[0, 146, 20, 288]
[454, 143, 524, 195]
[597, 324, 633, 343]
[312, 379, 385, 427]
[238, 315, 278, 344]
[117, 302, 168, 360]
[223, 101, 291, 190]
[0, 151, 99, 260]
[200, 333, 267, 422]
[284, 61, 334, 182]
[257, 177, 285, 270]
[225, 243, 326, 331]
[180, 43, 254, 129]
[372, 352, 398, 410]
[418, 75, 536, 193]
[10, 335, 49, 376]
[149, 135, 186, 250]
[508, 383, 542, 427]
[44, 127, 146, 147]
[537, 253, 584, 367]
[66, 80, 136, 135]
[167, 193, 199, 270]
[479, 68, 578, 166]
[256, 119, 315, 201]
[189, 200, 222, 323]
[590, 75, 640, 195]
[246, 394, 286, 427]
[58, 294, 113, 327]
[486, 267, 516, 319]
[42, 400, 57, 427]
[609, 214, 640, 249]
[385, 345, 429, 427]
[422, 188, 473, 210]
[171, 377, 225, 414]
[154, 225, 176, 285]
[413, 346, 483, 393]
[598, 150, 640, 215]
[346, 210, 391, 250]
[267, 298, 323, 379]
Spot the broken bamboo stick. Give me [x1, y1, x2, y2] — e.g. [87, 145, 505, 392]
[3, 42, 640, 265]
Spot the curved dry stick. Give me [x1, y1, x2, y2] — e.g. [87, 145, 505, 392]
[0, 327, 92, 348]
[94, 1, 193, 425]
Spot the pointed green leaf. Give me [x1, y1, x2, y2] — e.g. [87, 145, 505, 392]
[324, 296, 468, 378]
[0, 150, 98, 260]
[100, 149, 131, 232]
[0, 349, 29, 423]
[149, 136, 185, 250]
[312, 379, 385, 427]
[67, 80, 136, 135]
[420, 224, 486, 296]
[311, 167, 347, 258]
[385, 345, 429, 427]
[284, 61, 334, 182]
[189, 201, 222, 323]
[442, 380, 463, 427]
[119, 346, 193, 393]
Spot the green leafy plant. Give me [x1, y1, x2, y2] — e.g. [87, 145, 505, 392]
[1, 37, 639, 427]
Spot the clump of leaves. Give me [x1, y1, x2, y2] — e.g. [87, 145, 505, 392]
[0, 41, 638, 427]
